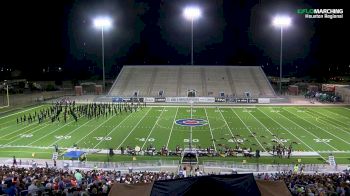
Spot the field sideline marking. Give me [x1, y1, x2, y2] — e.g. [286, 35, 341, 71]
[280, 108, 339, 151]
[204, 108, 217, 152]
[230, 108, 266, 151]
[166, 107, 179, 149]
[216, 107, 238, 146]
[256, 108, 326, 160]
[283, 108, 350, 146]
[141, 107, 166, 150]
[48, 117, 93, 147]
[117, 108, 152, 149]
[93, 111, 135, 149]
[0, 105, 44, 120]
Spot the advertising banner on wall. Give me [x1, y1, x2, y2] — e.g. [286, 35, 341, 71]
[258, 98, 270, 104]
[143, 97, 155, 103]
[122, 98, 131, 102]
[236, 98, 248, 103]
[132, 98, 144, 102]
[165, 97, 215, 103]
[322, 84, 336, 92]
[215, 97, 226, 102]
[248, 99, 258, 103]
[155, 97, 166, 102]
[112, 97, 123, 102]
[119, 98, 144, 102]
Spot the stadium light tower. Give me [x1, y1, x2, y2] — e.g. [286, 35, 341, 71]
[183, 6, 201, 65]
[273, 16, 291, 95]
[94, 17, 112, 92]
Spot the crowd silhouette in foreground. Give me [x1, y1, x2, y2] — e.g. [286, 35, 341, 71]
[1, 165, 350, 195]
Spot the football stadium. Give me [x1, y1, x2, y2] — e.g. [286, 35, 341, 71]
[0, 1, 349, 195]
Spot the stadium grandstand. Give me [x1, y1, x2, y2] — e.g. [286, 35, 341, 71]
[108, 65, 276, 98]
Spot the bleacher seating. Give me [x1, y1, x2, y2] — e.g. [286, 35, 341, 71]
[108, 65, 276, 97]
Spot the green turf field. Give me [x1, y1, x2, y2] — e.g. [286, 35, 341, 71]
[0, 104, 350, 163]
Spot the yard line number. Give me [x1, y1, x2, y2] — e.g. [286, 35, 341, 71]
[55, 135, 71, 140]
[94, 137, 112, 141]
[136, 138, 155, 142]
[313, 139, 332, 143]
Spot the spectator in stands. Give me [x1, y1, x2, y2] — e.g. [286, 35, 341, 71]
[28, 180, 40, 195]
[75, 169, 83, 183]
[3, 163, 350, 196]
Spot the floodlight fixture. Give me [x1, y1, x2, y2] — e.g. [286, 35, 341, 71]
[183, 7, 201, 21]
[273, 16, 291, 27]
[94, 17, 112, 29]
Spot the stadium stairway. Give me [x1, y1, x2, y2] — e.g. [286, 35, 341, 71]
[226, 67, 237, 97]
[201, 67, 208, 96]
[147, 67, 158, 96]
[177, 67, 183, 96]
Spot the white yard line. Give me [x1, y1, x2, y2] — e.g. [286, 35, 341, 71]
[74, 115, 116, 145]
[27, 117, 84, 146]
[204, 108, 217, 151]
[48, 118, 93, 146]
[0, 120, 14, 127]
[0, 105, 48, 132]
[325, 108, 350, 120]
[2, 124, 51, 146]
[273, 107, 339, 151]
[166, 107, 179, 149]
[283, 108, 350, 146]
[248, 110, 281, 144]
[6, 123, 51, 142]
[314, 116, 350, 137]
[230, 108, 266, 151]
[309, 109, 350, 126]
[1, 114, 78, 139]
[116, 108, 152, 149]
[0, 118, 46, 131]
[0, 105, 44, 120]
[190, 106, 193, 148]
[257, 108, 326, 160]
[217, 107, 238, 146]
[93, 112, 135, 149]
[0, 122, 40, 138]
[141, 107, 166, 150]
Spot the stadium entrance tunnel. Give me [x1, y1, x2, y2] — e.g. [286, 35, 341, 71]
[181, 151, 199, 164]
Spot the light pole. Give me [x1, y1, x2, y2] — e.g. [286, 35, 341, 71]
[94, 17, 112, 93]
[183, 7, 201, 65]
[273, 16, 291, 95]
[1, 80, 9, 108]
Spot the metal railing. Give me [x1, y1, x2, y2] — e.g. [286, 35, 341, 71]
[202, 161, 347, 173]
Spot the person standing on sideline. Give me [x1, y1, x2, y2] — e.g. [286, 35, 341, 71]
[13, 156, 17, 166]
